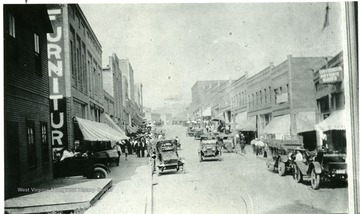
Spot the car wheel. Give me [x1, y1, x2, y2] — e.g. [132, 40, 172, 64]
[93, 167, 107, 179]
[278, 162, 286, 176]
[293, 166, 302, 183]
[311, 168, 321, 190]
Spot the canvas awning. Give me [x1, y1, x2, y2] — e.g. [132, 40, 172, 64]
[202, 107, 212, 117]
[104, 114, 128, 139]
[75, 117, 128, 146]
[296, 111, 316, 133]
[315, 110, 349, 132]
[236, 116, 256, 131]
[127, 125, 138, 134]
[262, 114, 290, 136]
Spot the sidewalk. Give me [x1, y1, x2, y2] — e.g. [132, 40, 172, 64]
[5, 177, 112, 214]
[85, 155, 153, 214]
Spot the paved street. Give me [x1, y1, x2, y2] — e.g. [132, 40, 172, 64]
[153, 125, 348, 214]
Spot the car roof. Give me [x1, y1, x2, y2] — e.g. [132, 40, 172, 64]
[201, 140, 217, 144]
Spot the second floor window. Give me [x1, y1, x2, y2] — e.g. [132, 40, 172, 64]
[34, 33, 40, 54]
[34, 33, 42, 76]
[9, 14, 16, 38]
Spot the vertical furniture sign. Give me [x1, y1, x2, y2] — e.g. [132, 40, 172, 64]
[47, 8, 68, 153]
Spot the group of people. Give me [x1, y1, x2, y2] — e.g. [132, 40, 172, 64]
[250, 137, 267, 157]
[114, 136, 151, 162]
[234, 132, 247, 154]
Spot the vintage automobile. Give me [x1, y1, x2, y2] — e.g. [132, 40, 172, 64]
[292, 148, 347, 190]
[194, 129, 204, 140]
[199, 139, 222, 162]
[80, 141, 120, 166]
[266, 138, 304, 176]
[217, 134, 234, 153]
[199, 134, 214, 141]
[186, 127, 195, 137]
[155, 139, 185, 175]
[53, 154, 110, 179]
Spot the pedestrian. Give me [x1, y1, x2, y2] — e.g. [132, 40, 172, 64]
[250, 138, 256, 154]
[234, 133, 240, 153]
[140, 138, 146, 158]
[240, 133, 246, 154]
[123, 141, 129, 160]
[257, 138, 265, 156]
[134, 139, 140, 157]
[114, 142, 122, 166]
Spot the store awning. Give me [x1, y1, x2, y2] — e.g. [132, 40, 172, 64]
[127, 125, 138, 134]
[236, 116, 256, 131]
[133, 114, 145, 127]
[75, 117, 128, 146]
[202, 107, 211, 117]
[262, 114, 290, 136]
[296, 111, 316, 133]
[315, 110, 349, 132]
[103, 114, 128, 139]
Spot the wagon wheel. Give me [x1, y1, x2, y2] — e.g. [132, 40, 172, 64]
[278, 162, 286, 176]
[311, 168, 321, 190]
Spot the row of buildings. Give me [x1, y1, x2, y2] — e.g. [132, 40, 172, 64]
[4, 4, 144, 198]
[190, 52, 347, 152]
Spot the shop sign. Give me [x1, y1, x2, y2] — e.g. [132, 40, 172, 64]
[47, 8, 68, 151]
[319, 67, 342, 84]
[276, 93, 288, 104]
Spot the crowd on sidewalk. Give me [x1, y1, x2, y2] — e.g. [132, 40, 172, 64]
[232, 133, 268, 159]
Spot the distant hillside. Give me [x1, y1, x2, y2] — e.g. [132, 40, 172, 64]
[152, 103, 189, 119]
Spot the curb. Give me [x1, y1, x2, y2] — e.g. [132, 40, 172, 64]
[145, 158, 154, 214]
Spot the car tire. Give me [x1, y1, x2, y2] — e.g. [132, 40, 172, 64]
[93, 167, 107, 179]
[311, 168, 321, 190]
[293, 166, 302, 183]
[278, 162, 286, 176]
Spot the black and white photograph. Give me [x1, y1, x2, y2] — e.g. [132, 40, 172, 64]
[2, 1, 359, 214]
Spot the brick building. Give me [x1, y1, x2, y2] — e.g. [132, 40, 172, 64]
[190, 80, 226, 120]
[229, 74, 256, 143]
[102, 53, 125, 130]
[4, 5, 53, 198]
[46, 4, 104, 154]
[247, 64, 273, 137]
[313, 52, 347, 152]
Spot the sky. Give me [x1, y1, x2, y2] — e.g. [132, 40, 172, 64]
[80, 2, 344, 109]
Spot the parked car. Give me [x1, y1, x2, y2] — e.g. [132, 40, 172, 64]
[186, 127, 195, 137]
[199, 139, 222, 162]
[80, 141, 120, 166]
[53, 155, 110, 179]
[217, 134, 234, 153]
[292, 148, 347, 190]
[194, 129, 204, 140]
[95, 149, 120, 166]
[266, 138, 304, 176]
